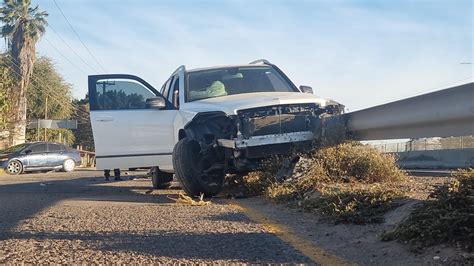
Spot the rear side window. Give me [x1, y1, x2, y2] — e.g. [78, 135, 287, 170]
[29, 144, 47, 153]
[48, 144, 64, 152]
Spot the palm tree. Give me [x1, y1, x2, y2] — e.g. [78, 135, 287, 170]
[0, 0, 47, 145]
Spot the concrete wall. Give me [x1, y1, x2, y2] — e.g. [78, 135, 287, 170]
[393, 148, 474, 169]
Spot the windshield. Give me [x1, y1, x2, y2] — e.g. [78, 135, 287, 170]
[0, 143, 28, 154]
[186, 66, 297, 102]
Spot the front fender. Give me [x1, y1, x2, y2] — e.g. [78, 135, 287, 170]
[183, 111, 235, 144]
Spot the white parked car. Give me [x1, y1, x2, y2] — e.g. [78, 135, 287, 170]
[88, 59, 343, 196]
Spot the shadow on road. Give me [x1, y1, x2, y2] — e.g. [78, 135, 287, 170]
[0, 174, 175, 234]
[0, 229, 309, 263]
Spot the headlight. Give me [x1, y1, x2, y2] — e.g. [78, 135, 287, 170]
[0, 157, 8, 162]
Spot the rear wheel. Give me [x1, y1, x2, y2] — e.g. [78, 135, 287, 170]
[173, 138, 224, 197]
[62, 159, 75, 172]
[6, 160, 23, 175]
[151, 167, 173, 189]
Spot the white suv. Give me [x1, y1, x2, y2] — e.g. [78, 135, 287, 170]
[88, 59, 343, 196]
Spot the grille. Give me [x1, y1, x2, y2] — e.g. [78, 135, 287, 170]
[237, 104, 320, 138]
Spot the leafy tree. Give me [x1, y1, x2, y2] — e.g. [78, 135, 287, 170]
[0, 0, 48, 145]
[25, 56, 75, 145]
[72, 95, 94, 151]
[0, 53, 17, 146]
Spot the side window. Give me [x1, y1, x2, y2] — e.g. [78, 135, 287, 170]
[161, 77, 173, 100]
[48, 143, 64, 152]
[173, 78, 180, 108]
[29, 144, 47, 153]
[168, 76, 179, 104]
[93, 79, 156, 110]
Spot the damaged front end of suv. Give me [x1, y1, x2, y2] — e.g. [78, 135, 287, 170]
[177, 100, 344, 196]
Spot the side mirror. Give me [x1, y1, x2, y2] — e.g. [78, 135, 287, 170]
[299, 85, 313, 94]
[24, 149, 32, 155]
[146, 97, 166, 109]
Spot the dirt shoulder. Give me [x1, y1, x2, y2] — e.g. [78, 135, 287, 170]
[235, 176, 470, 265]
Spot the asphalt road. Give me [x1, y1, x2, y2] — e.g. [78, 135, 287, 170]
[0, 169, 320, 264]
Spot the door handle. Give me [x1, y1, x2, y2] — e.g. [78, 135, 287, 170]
[96, 117, 114, 122]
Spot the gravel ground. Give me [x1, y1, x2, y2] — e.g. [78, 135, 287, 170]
[0, 170, 311, 264]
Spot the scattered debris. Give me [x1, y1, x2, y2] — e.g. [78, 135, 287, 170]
[168, 193, 211, 206]
[275, 156, 300, 182]
[128, 176, 147, 180]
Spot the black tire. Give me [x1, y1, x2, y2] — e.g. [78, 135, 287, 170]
[6, 160, 23, 175]
[173, 138, 224, 197]
[151, 167, 173, 189]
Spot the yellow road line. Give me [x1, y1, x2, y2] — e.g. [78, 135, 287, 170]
[229, 200, 354, 266]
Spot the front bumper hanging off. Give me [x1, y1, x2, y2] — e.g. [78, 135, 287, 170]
[217, 131, 315, 149]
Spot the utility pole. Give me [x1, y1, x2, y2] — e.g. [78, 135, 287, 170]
[97, 80, 115, 108]
[44, 96, 48, 141]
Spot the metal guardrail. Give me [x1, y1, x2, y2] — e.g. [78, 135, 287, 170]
[343, 82, 474, 140]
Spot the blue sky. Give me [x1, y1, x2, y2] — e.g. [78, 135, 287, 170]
[8, 0, 472, 110]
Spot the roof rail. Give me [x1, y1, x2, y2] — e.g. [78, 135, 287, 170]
[171, 65, 186, 76]
[249, 59, 271, 65]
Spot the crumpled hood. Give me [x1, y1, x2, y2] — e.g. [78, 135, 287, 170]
[181, 92, 338, 115]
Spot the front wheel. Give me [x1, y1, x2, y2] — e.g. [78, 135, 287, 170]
[6, 160, 23, 175]
[151, 167, 173, 189]
[62, 159, 75, 172]
[173, 138, 224, 197]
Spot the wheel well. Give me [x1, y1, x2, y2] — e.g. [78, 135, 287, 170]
[9, 159, 22, 165]
[178, 129, 187, 140]
[183, 112, 235, 143]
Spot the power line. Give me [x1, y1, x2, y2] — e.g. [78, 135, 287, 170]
[3, 55, 90, 118]
[52, 0, 107, 73]
[4, 54, 91, 118]
[47, 23, 99, 73]
[44, 36, 87, 75]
